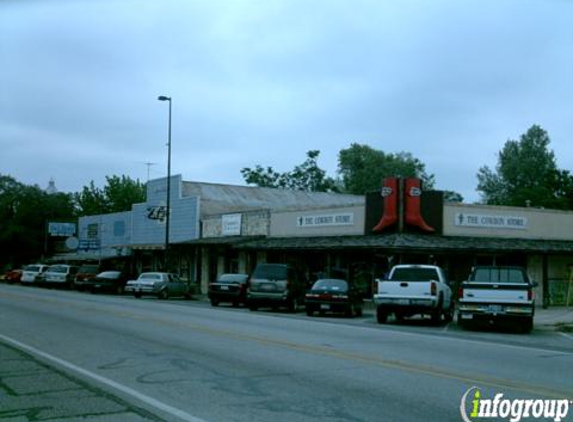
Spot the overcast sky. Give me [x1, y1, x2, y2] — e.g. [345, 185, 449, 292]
[1, 0, 571, 202]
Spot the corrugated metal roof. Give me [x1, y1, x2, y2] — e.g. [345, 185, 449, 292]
[181, 181, 364, 215]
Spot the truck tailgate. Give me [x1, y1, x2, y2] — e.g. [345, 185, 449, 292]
[377, 280, 434, 299]
[460, 282, 531, 304]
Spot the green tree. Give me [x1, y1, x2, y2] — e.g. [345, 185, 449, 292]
[477, 125, 573, 209]
[74, 175, 146, 216]
[241, 150, 339, 192]
[0, 175, 75, 268]
[443, 191, 464, 203]
[337, 143, 435, 195]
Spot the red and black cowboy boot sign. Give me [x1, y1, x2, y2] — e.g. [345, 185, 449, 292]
[372, 177, 436, 233]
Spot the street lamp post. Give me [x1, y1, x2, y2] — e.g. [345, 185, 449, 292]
[157, 95, 172, 270]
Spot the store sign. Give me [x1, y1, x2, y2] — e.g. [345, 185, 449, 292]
[297, 213, 354, 228]
[78, 239, 100, 250]
[147, 205, 167, 223]
[222, 214, 242, 236]
[48, 222, 76, 237]
[455, 213, 528, 230]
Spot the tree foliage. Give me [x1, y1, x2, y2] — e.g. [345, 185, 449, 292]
[477, 125, 573, 209]
[74, 175, 146, 216]
[337, 143, 435, 195]
[241, 150, 339, 192]
[443, 191, 464, 203]
[0, 175, 75, 268]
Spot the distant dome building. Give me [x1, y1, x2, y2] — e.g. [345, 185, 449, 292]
[46, 178, 57, 194]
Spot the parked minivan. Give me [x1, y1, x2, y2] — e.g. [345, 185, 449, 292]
[21, 264, 49, 284]
[39, 265, 79, 288]
[246, 263, 307, 312]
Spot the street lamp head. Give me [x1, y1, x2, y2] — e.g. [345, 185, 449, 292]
[158, 95, 171, 101]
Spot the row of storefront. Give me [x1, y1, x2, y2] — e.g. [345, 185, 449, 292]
[65, 175, 573, 307]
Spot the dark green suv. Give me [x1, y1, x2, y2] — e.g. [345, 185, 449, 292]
[246, 263, 307, 312]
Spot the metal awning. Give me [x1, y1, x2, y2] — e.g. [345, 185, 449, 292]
[233, 233, 573, 253]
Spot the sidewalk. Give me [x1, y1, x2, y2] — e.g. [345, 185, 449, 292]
[0, 342, 163, 422]
[534, 307, 573, 332]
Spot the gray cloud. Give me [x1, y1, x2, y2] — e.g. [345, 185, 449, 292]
[1, 0, 571, 201]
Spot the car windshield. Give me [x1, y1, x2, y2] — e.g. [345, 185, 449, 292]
[139, 273, 161, 280]
[390, 268, 439, 282]
[217, 274, 248, 284]
[24, 265, 41, 272]
[97, 271, 121, 279]
[252, 265, 287, 280]
[472, 268, 527, 284]
[312, 279, 348, 291]
[48, 266, 67, 274]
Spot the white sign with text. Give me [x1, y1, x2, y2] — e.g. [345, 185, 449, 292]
[455, 213, 528, 230]
[297, 213, 354, 228]
[222, 213, 242, 236]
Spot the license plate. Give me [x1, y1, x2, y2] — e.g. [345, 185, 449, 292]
[489, 305, 503, 313]
[320, 304, 330, 310]
[261, 284, 275, 291]
[220, 286, 229, 291]
[397, 299, 410, 305]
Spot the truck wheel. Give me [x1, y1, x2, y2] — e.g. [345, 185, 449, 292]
[444, 302, 455, 323]
[376, 307, 388, 324]
[521, 317, 534, 333]
[431, 310, 441, 325]
[431, 296, 444, 325]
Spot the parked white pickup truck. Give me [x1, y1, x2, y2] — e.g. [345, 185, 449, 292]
[458, 266, 536, 332]
[373, 264, 454, 324]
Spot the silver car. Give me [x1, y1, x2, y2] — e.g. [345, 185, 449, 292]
[125, 272, 190, 299]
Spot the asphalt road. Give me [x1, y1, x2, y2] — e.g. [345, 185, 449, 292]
[1, 283, 572, 422]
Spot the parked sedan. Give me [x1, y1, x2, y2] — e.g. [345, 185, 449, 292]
[125, 272, 191, 299]
[84, 271, 128, 294]
[3, 268, 22, 284]
[305, 279, 363, 317]
[208, 273, 249, 307]
[38, 265, 79, 288]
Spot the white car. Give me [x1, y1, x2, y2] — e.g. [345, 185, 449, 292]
[21, 264, 49, 284]
[39, 265, 79, 288]
[125, 272, 190, 299]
